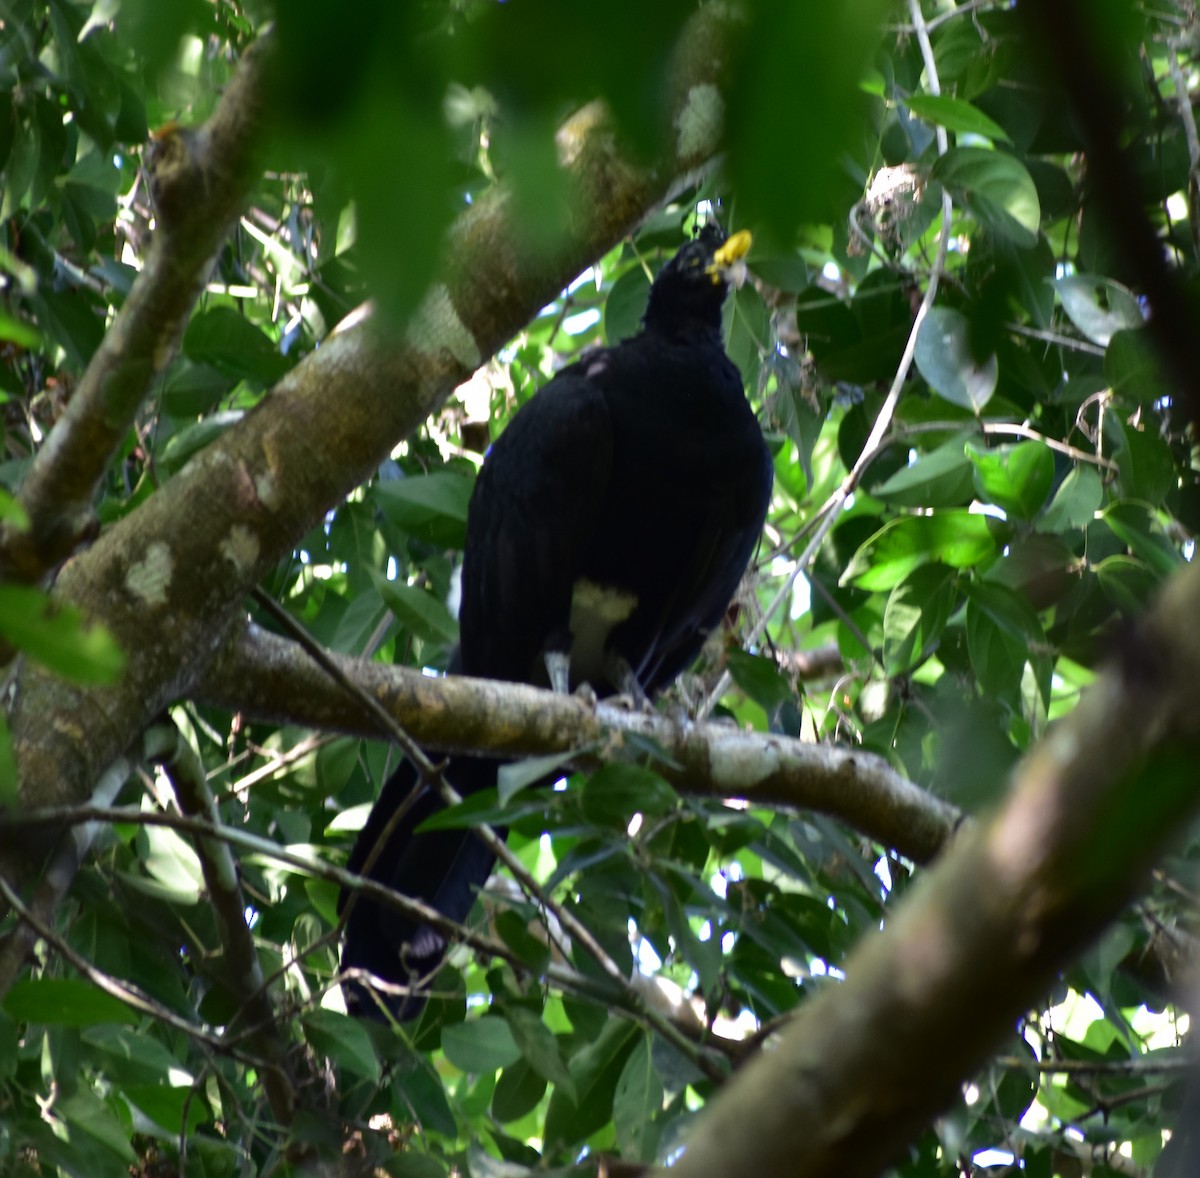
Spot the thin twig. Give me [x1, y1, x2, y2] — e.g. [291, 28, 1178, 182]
[888, 419, 1119, 472]
[1005, 321, 1107, 357]
[5, 800, 741, 1069]
[889, 0, 1000, 36]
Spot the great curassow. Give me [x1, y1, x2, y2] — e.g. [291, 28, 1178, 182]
[340, 223, 773, 1019]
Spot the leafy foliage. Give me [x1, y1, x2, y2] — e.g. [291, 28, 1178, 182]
[1, 1, 1198, 1176]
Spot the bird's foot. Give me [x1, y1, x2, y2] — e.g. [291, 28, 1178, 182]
[573, 681, 599, 708]
[545, 651, 571, 695]
[604, 654, 654, 712]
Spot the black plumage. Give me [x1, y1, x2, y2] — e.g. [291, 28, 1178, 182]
[341, 223, 773, 1019]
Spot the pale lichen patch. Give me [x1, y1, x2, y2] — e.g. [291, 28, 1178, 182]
[709, 731, 780, 791]
[253, 471, 277, 509]
[126, 542, 174, 607]
[405, 284, 481, 369]
[220, 525, 260, 574]
[676, 82, 724, 161]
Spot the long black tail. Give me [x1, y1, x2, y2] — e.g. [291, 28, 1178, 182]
[340, 752, 501, 1019]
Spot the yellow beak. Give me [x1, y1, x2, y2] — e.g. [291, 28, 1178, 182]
[708, 228, 752, 287]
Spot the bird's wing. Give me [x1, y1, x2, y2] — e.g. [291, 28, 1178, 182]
[631, 498, 767, 694]
[459, 368, 614, 684]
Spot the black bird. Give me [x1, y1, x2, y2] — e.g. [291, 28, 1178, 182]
[341, 223, 773, 1019]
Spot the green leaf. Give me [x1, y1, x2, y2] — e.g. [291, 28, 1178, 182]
[581, 763, 677, 828]
[503, 1005, 575, 1100]
[442, 1015, 522, 1073]
[82, 1025, 192, 1087]
[1055, 275, 1143, 346]
[725, 648, 794, 713]
[965, 582, 1046, 701]
[1105, 326, 1169, 404]
[183, 306, 288, 384]
[794, 285, 860, 371]
[967, 580, 1046, 645]
[492, 1058, 548, 1124]
[1095, 555, 1159, 615]
[842, 511, 1004, 591]
[373, 471, 474, 548]
[0, 716, 16, 807]
[140, 822, 204, 903]
[158, 410, 245, 475]
[1037, 466, 1103, 534]
[497, 750, 577, 803]
[882, 565, 956, 675]
[1106, 410, 1176, 507]
[301, 1010, 380, 1082]
[725, 0, 889, 235]
[604, 265, 650, 343]
[965, 439, 1054, 520]
[389, 1153, 451, 1178]
[374, 575, 459, 645]
[613, 1033, 664, 1162]
[494, 911, 552, 973]
[0, 308, 41, 348]
[0, 586, 124, 684]
[122, 1084, 209, 1135]
[58, 1087, 137, 1166]
[1100, 502, 1184, 579]
[991, 1036, 1038, 1124]
[0, 486, 30, 529]
[933, 147, 1041, 247]
[915, 307, 997, 412]
[1, 109, 37, 219]
[871, 432, 978, 508]
[544, 1018, 638, 1151]
[158, 360, 233, 417]
[413, 788, 505, 833]
[906, 93, 1011, 143]
[4, 979, 138, 1027]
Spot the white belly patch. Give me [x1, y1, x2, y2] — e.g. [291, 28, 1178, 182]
[568, 578, 638, 684]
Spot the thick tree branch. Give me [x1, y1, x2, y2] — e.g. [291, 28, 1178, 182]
[197, 624, 958, 865]
[649, 557, 1200, 1178]
[0, 36, 276, 582]
[3, 7, 742, 883]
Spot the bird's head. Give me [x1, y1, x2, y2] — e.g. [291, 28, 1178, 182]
[642, 223, 753, 337]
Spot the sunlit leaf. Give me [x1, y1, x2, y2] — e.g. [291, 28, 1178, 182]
[965, 439, 1054, 519]
[1055, 275, 1144, 345]
[842, 511, 1004, 591]
[1037, 466, 1104, 534]
[906, 93, 1012, 143]
[933, 147, 1041, 247]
